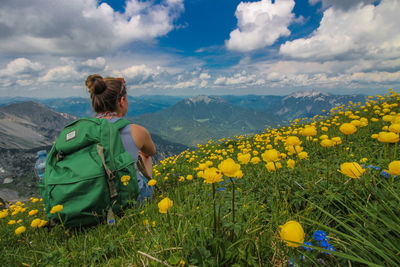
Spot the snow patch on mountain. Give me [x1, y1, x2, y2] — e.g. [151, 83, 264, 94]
[283, 90, 330, 101]
[185, 95, 225, 105]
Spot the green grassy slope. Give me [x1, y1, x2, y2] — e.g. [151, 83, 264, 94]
[1, 90, 400, 266]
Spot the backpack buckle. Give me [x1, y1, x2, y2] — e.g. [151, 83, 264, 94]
[56, 151, 65, 162]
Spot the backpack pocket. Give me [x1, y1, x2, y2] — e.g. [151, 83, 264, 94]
[48, 174, 110, 227]
[45, 144, 111, 227]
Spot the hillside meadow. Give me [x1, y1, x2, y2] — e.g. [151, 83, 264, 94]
[1, 89, 400, 266]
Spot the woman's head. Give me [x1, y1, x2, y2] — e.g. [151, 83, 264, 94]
[85, 74, 127, 114]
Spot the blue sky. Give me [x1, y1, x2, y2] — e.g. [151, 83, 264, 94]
[0, 0, 398, 98]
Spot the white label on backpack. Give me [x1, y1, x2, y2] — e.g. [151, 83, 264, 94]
[66, 130, 76, 141]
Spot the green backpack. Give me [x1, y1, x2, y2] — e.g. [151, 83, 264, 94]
[39, 117, 139, 227]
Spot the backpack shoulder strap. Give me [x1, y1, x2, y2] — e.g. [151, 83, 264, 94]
[112, 118, 131, 131]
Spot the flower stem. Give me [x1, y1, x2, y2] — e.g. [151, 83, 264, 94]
[230, 177, 235, 225]
[212, 183, 217, 236]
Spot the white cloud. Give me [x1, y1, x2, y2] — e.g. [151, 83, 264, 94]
[16, 79, 34, 87]
[112, 64, 164, 85]
[172, 79, 198, 89]
[213, 71, 258, 86]
[226, 0, 295, 52]
[0, 58, 43, 76]
[83, 57, 106, 69]
[350, 71, 400, 83]
[199, 73, 211, 80]
[0, 0, 184, 56]
[39, 65, 80, 82]
[280, 0, 400, 61]
[309, 0, 377, 10]
[199, 80, 208, 88]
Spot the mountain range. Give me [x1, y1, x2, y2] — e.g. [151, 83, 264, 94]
[129, 95, 278, 146]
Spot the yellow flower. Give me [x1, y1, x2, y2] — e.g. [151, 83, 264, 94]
[17, 219, 22, 223]
[180, 259, 185, 267]
[202, 167, 223, 184]
[178, 176, 185, 182]
[121, 175, 131, 186]
[186, 175, 193, 181]
[28, 209, 38, 216]
[198, 163, 208, 170]
[265, 162, 282, 172]
[152, 221, 156, 227]
[15, 226, 26, 235]
[218, 158, 242, 178]
[371, 134, 378, 139]
[359, 158, 368, 163]
[31, 218, 41, 228]
[261, 149, 281, 162]
[8, 220, 16, 225]
[250, 157, 261, 164]
[320, 139, 334, 148]
[197, 171, 204, 178]
[38, 220, 47, 228]
[331, 137, 342, 145]
[287, 145, 303, 154]
[0, 211, 8, 219]
[319, 134, 329, 140]
[158, 197, 173, 214]
[389, 124, 400, 133]
[338, 162, 365, 179]
[50, 205, 63, 214]
[287, 159, 295, 169]
[279, 220, 305, 247]
[237, 153, 251, 164]
[143, 219, 149, 225]
[297, 152, 308, 160]
[31, 198, 39, 203]
[301, 126, 317, 137]
[321, 126, 328, 132]
[147, 179, 157, 186]
[382, 115, 393, 122]
[339, 123, 357, 135]
[285, 136, 302, 146]
[385, 161, 400, 175]
[377, 131, 399, 143]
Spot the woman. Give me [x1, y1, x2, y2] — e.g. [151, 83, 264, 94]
[85, 74, 156, 202]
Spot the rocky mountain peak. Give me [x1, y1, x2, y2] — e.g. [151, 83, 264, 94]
[283, 90, 330, 101]
[184, 95, 226, 105]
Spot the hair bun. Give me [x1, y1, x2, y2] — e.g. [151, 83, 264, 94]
[86, 74, 106, 95]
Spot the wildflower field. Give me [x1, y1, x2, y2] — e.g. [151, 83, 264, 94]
[1, 89, 400, 266]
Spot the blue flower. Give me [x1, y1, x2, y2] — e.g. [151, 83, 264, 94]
[319, 240, 329, 248]
[325, 244, 335, 255]
[381, 170, 389, 178]
[312, 230, 327, 241]
[288, 259, 298, 267]
[302, 241, 314, 251]
[217, 187, 226, 191]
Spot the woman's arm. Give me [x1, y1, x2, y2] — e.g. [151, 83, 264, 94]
[130, 124, 156, 178]
[130, 124, 156, 156]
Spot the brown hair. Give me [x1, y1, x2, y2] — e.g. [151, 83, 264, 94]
[85, 74, 127, 113]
